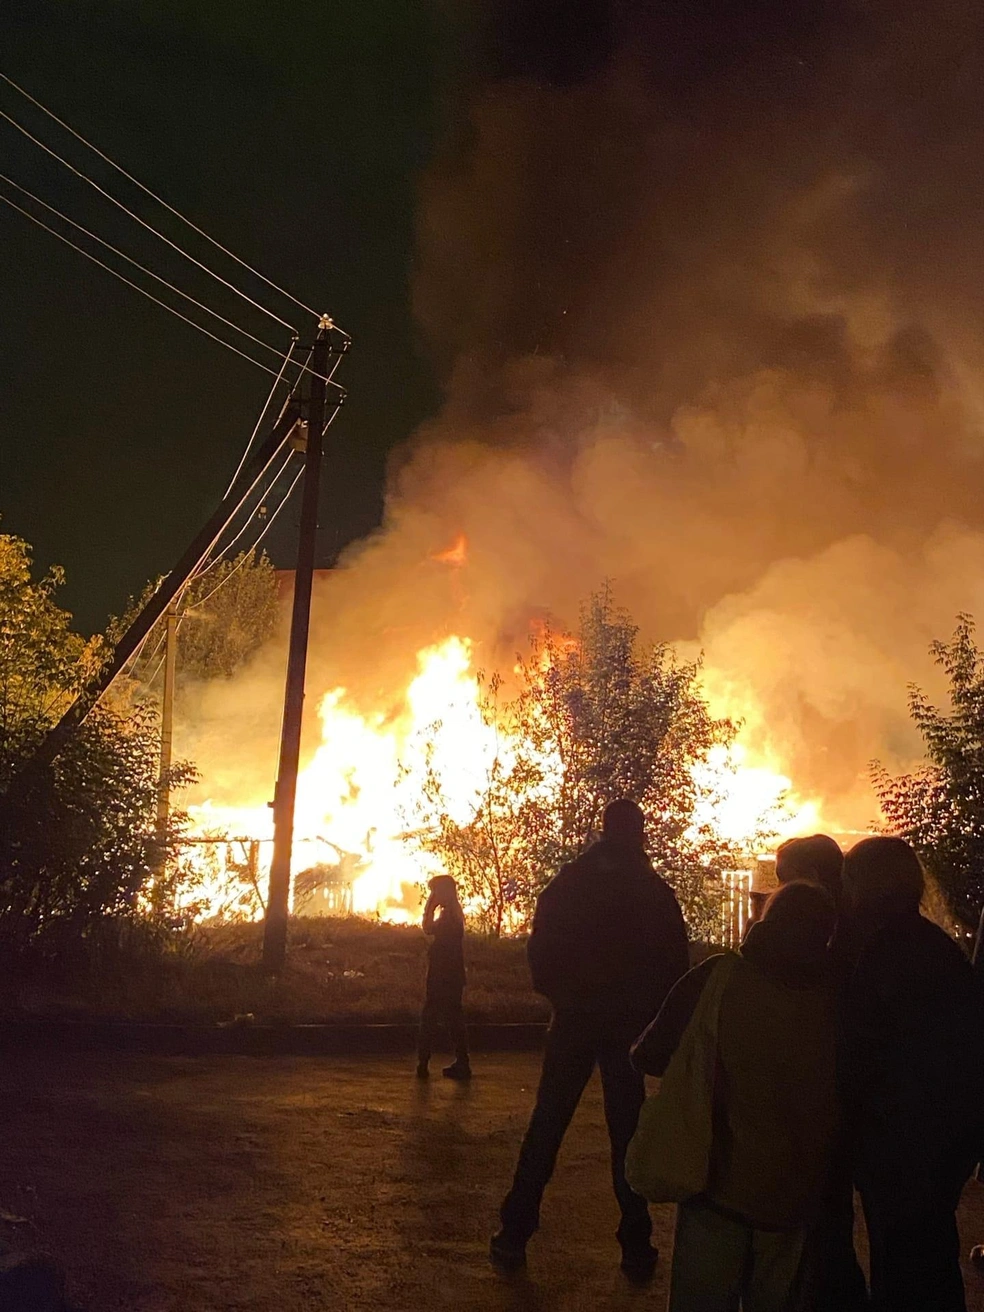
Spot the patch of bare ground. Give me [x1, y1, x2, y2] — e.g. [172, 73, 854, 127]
[3, 1052, 984, 1311]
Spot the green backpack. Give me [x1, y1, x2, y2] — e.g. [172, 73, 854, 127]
[625, 952, 739, 1203]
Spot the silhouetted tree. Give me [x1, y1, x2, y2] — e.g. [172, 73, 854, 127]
[406, 589, 758, 938]
[118, 548, 279, 688]
[0, 533, 194, 956]
[874, 614, 984, 929]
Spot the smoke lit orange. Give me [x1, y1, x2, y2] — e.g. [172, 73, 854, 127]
[432, 534, 468, 567]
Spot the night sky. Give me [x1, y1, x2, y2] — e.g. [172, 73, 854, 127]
[0, 0, 456, 632]
[4, 0, 975, 644]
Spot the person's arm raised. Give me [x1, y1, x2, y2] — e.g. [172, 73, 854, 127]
[422, 894, 438, 936]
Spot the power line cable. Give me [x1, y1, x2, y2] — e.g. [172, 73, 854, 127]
[318, 348, 347, 395]
[0, 189, 290, 379]
[200, 451, 296, 575]
[189, 395, 342, 611]
[0, 172, 345, 385]
[201, 354, 343, 575]
[0, 102, 299, 333]
[217, 352, 344, 514]
[191, 402, 307, 570]
[139, 453, 303, 684]
[223, 348, 299, 498]
[141, 622, 182, 690]
[126, 571, 199, 681]
[117, 370, 304, 679]
[0, 171, 298, 365]
[134, 626, 169, 681]
[186, 463, 306, 612]
[123, 386, 338, 688]
[137, 449, 294, 676]
[0, 69, 325, 324]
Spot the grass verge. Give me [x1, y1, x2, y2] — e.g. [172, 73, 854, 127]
[1, 917, 549, 1027]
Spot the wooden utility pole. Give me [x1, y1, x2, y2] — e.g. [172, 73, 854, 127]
[155, 603, 179, 840]
[263, 319, 333, 971]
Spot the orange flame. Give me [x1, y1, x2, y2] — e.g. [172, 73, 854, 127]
[432, 534, 468, 567]
[180, 632, 825, 923]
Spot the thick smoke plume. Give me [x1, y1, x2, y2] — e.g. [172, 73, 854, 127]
[181, 1, 984, 834]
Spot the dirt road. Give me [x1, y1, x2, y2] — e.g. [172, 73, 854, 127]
[3, 1051, 984, 1310]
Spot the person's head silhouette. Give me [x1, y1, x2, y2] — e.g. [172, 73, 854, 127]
[758, 880, 837, 962]
[775, 834, 844, 902]
[842, 836, 924, 923]
[602, 798, 646, 850]
[427, 874, 460, 908]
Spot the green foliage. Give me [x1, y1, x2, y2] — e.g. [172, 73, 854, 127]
[117, 549, 279, 688]
[0, 533, 194, 956]
[0, 535, 91, 753]
[874, 614, 984, 929]
[175, 549, 279, 680]
[406, 588, 751, 939]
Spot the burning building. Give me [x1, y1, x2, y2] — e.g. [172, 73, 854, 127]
[174, 3, 984, 925]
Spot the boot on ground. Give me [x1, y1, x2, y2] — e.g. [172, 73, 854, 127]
[489, 1229, 526, 1272]
[442, 1060, 472, 1081]
[0, 1253, 66, 1312]
[619, 1242, 659, 1285]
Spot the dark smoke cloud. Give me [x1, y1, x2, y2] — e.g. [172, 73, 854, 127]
[180, 1, 984, 834]
[407, 0, 984, 817]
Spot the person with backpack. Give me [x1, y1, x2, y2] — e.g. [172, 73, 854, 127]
[416, 874, 471, 1081]
[491, 798, 689, 1283]
[629, 881, 839, 1312]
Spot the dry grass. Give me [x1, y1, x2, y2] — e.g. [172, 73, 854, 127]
[3, 917, 549, 1026]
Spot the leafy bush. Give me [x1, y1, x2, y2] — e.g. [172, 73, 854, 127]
[874, 614, 984, 929]
[0, 533, 193, 957]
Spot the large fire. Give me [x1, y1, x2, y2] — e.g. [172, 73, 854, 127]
[180, 633, 824, 923]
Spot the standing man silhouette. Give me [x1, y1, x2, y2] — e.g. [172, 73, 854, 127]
[491, 798, 689, 1282]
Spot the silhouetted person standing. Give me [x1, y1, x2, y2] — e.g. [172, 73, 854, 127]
[840, 837, 984, 1312]
[632, 881, 839, 1312]
[417, 875, 471, 1081]
[491, 799, 689, 1282]
[775, 833, 868, 1311]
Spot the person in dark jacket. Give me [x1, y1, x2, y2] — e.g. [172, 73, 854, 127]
[490, 798, 689, 1282]
[416, 874, 471, 1081]
[840, 836, 984, 1312]
[633, 881, 839, 1312]
[775, 834, 868, 1311]
[968, 904, 984, 1269]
